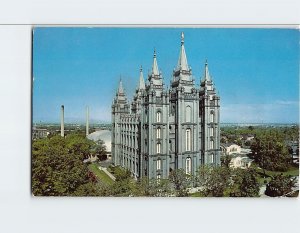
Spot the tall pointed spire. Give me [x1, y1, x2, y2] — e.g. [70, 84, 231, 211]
[118, 78, 124, 94]
[203, 60, 211, 82]
[177, 32, 189, 71]
[138, 66, 145, 90]
[115, 77, 128, 104]
[152, 48, 159, 76]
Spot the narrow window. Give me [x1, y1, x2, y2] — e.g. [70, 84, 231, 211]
[156, 128, 161, 139]
[156, 111, 161, 123]
[210, 140, 214, 149]
[157, 159, 161, 170]
[211, 154, 214, 163]
[186, 106, 191, 122]
[169, 140, 172, 152]
[186, 158, 191, 174]
[186, 129, 191, 151]
[156, 143, 161, 154]
[210, 112, 214, 123]
[210, 127, 214, 137]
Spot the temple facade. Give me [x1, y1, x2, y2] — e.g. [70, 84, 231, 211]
[111, 33, 221, 180]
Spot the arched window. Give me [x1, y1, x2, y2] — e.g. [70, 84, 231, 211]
[186, 106, 191, 122]
[210, 153, 214, 163]
[210, 111, 214, 123]
[186, 129, 191, 151]
[156, 127, 161, 139]
[156, 111, 161, 123]
[156, 143, 161, 154]
[156, 159, 161, 170]
[186, 157, 191, 174]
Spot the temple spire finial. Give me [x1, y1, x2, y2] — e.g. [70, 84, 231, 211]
[118, 78, 124, 94]
[177, 32, 189, 71]
[203, 60, 211, 81]
[152, 48, 159, 76]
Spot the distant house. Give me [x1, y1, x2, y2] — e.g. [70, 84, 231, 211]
[230, 153, 253, 169]
[221, 143, 242, 155]
[220, 143, 253, 169]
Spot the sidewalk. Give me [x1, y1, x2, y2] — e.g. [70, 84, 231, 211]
[99, 166, 116, 181]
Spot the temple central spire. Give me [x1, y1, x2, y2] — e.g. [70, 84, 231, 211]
[177, 32, 189, 71]
[118, 78, 124, 94]
[152, 48, 159, 76]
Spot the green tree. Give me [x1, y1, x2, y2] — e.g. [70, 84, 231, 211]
[236, 138, 243, 146]
[91, 139, 107, 161]
[265, 174, 297, 197]
[133, 178, 172, 197]
[251, 130, 290, 172]
[169, 169, 191, 197]
[32, 135, 101, 196]
[229, 168, 260, 197]
[221, 154, 232, 168]
[109, 167, 134, 196]
[195, 165, 231, 197]
[248, 126, 254, 131]
[65, 134, 95, 160]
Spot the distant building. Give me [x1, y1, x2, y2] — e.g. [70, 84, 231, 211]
[230, 153, 253, 169]
[221, 143, 253, 169]
[112, 33, 221, 180]
[32, 127, 49, 140]
[221, 143, 242, 155]
[286, 140, 299, 164]
[87, 130, 112, 157]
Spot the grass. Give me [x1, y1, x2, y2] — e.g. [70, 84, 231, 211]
[88, 163, 114, 185]
[253, 164, 299, 186]
[189, 192, 206, 197]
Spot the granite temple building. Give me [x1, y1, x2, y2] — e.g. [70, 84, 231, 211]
[111, 33, 221, 180]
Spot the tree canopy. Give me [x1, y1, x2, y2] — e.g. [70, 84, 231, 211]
[265, 174, 297, 197]
[250, 130, 290, 172]
[32, 134, 107, 196]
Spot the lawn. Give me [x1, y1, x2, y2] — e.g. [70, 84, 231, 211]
[254, 164, 299, 186]
[88, 163, 114, 185]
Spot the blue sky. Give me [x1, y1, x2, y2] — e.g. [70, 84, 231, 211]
[33, 27, 299, 123]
